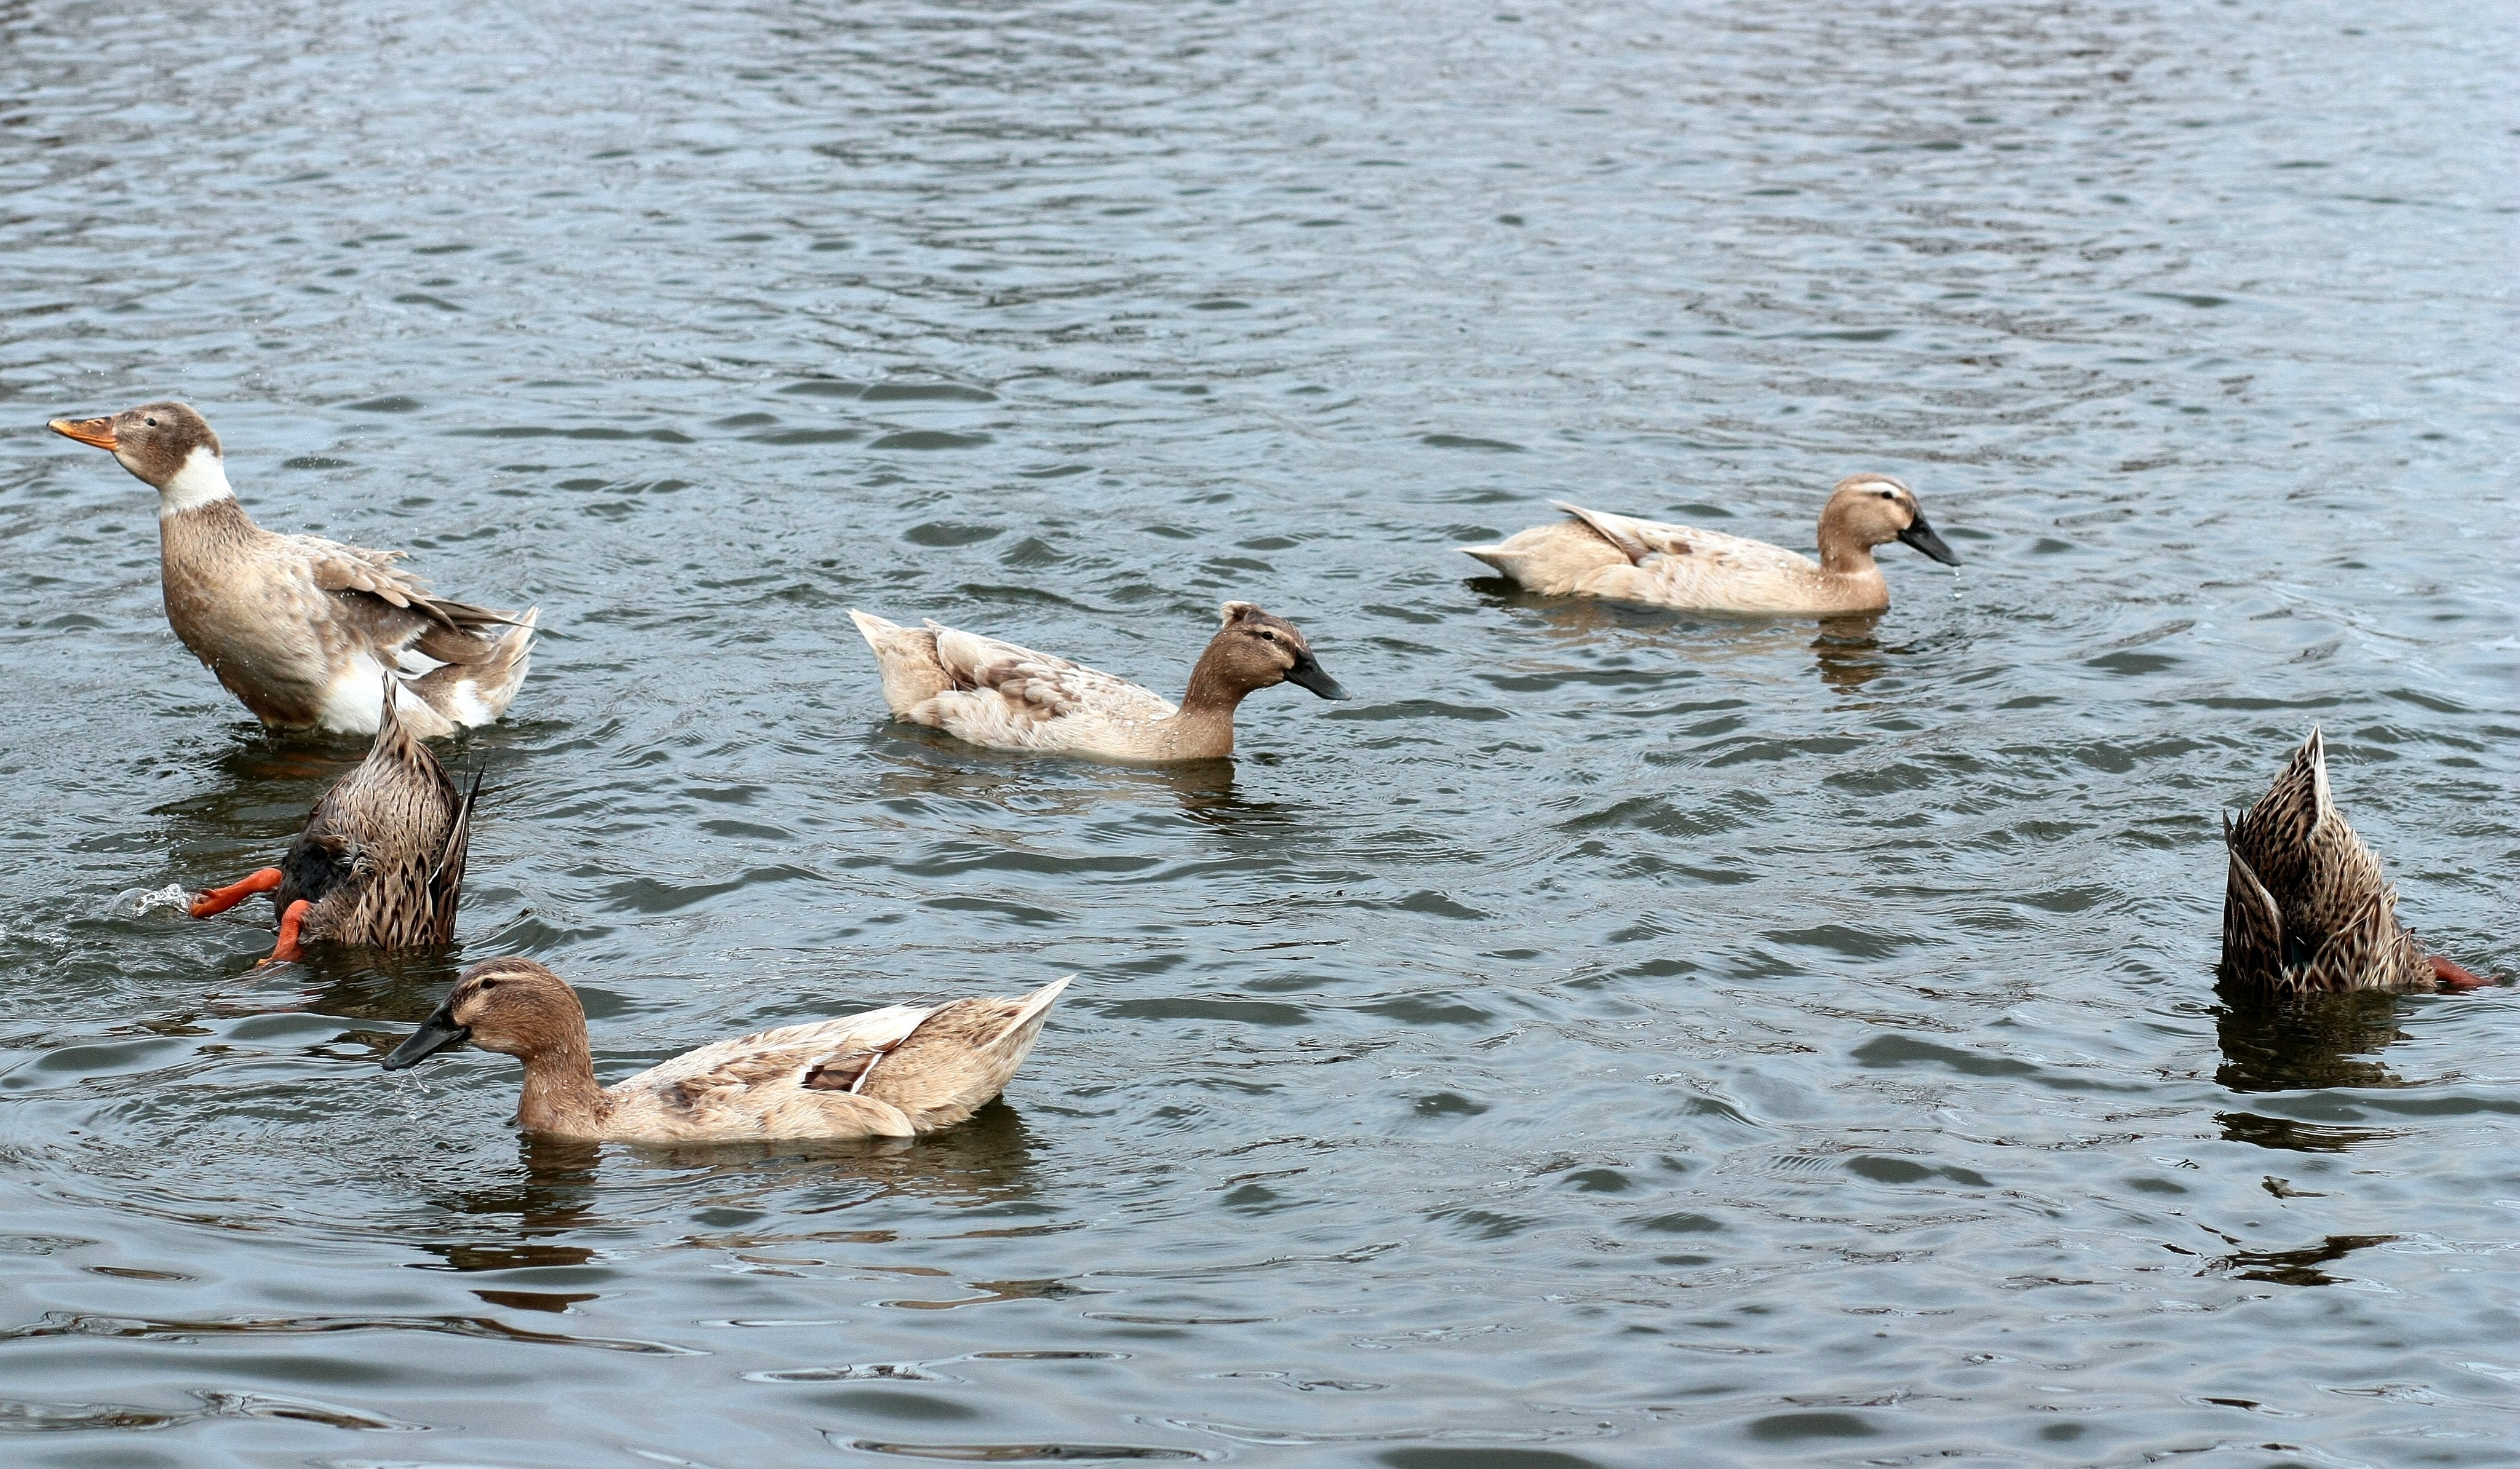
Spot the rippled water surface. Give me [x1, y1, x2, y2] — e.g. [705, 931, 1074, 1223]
[2, 1, 2516, 1464]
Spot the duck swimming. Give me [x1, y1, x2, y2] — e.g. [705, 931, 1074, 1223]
[1458, 473, 1962, 617]
[384, 960, 1070, 1143]
[2222, 727, 2487, 994]
[47, 400, 537, 737]
[848, 601, 1349, 762]
[189, 674, 477, 964]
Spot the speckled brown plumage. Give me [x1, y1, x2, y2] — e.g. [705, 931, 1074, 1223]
[2220, 728, 2436, 994]
[194, 678, 475, 957]
[383, 960, 1070, 1144]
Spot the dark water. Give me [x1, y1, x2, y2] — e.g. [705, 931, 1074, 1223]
[2, 0, 2514, 1463]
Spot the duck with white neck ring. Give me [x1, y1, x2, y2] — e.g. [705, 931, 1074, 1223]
[46, 400, 538, 737]
[1460, 473, 1963, 617]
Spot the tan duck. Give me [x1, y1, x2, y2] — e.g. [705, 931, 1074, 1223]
[189, 675, 477, 964]
[848, 601, 1349, 761]
[1458, 473, 1962, 616]
[47, 401, 537, 737]
[2222, 727, 2486, 994]
[384, 959, 1070, 1143]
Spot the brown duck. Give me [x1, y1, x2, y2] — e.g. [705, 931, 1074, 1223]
[1458, 474, 1962, 617]
[848, 600, 1349, 761]
[47, 400, 537, 737]
[190, 676, 477, 964]
[2222, 727, 2487, 994]
[384, 959, 1070, 1143]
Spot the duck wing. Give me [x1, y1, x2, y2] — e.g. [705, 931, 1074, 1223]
[610, 1005, 943, 1141]
[293, 536, 526, 633]
[426, 770, 480, 946]
[929, 623, 1177, 723]
[853, 976, 1070, 1131]
[1552, 502, 1818, 576]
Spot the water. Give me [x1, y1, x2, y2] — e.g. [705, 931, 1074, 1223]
[1, 0, 2514, 1463]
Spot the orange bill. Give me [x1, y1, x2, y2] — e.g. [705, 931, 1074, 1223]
[48, 416, 117, 451]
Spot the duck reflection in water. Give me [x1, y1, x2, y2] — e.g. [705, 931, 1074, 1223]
[1811, 613, 1890, 693]
[1466, 578, 1901, 694]
[627, 1096, 1043, 1205]
[2214, 980, 2411, 1097]
[408, 1106, 1042, 1285]
[412, 1132, 606, 1277]
[868, 734, 1305, 838]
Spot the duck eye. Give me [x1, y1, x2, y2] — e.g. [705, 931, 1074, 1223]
[145, 417, 158, 427]
[479, 979, 499, 991]
[1878, 488, 1894, 499]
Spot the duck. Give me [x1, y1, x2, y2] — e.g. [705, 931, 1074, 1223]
[383, 959, 1071, 1143]
[188, 673, 478, 964]
[1458, 473, 1962, 617]
[2222, 727, 2487, 994]
[47, 400, 537, 737]
[847, 600, 1349, 762]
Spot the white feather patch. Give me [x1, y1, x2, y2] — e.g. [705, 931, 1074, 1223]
[316, 652, 394, 732]
[448, 680, 495, 726]
[157, 446, 236, 516]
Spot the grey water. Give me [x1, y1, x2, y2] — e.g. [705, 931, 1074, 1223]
[1, 0, 2514, 1464]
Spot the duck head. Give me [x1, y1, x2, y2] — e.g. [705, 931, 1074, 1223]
[384, 958, 583, 1069]
[1821, 473, 1960, 566]
[1209, 601, 1349, 700]
[47, 400, 234, 513]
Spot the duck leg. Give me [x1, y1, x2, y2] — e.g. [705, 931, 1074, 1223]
[191, 868, 282, 917]
[259, 900, 313, 966]
[2430, 955, 2491, 991]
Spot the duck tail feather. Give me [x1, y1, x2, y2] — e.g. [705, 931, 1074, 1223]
[1551, 501, 1649, 563]
[848, 608, 902, 650]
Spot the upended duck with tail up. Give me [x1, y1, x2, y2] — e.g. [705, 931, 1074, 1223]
[189, 673, 477, 964]
[2221, 727, 2489, 994]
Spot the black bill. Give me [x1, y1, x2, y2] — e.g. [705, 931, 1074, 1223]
[383, 1003, 470, 1070]
[1286, 653, 1351, 701]
[1897, 513, 1962, 566]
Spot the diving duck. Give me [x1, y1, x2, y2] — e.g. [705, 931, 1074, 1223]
[848, 601, 1349, 761]
[384, 960, 1070, 1143]
[1458, 473, 1962, 616]
[47, 400, 537, 737]
[189, 675, 477, 964]
[2222, 727, 2487, 993]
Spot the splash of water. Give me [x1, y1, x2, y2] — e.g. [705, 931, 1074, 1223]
[111, 883, 195, 919]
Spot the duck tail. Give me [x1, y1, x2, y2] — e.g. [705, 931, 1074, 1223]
[408, 606, 537, 730]
[1551, 501, 1651, 564]
[848, 608, 903, 651]
[362, 664, 450, 771]
[993, 975, 1072, 1050]
[849, 609, 952, 715]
